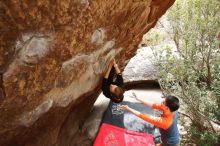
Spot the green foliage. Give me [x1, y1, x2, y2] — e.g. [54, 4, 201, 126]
[189, 126, 218, 146]
[212, 58, 220, 121]
[150, 0, 220, 145]
[142, 28, 167, 46]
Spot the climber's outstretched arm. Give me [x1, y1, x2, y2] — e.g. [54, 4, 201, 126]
[113, 59, 121, 75]
[104, 59, 114, 79]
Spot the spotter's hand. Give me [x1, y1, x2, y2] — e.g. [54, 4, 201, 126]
[118, 105, 129, 110]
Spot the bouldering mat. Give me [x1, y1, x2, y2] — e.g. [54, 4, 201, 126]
[93, 123, 154, 146]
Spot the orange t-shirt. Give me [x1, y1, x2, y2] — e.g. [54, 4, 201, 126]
[138, 104, 174, 130]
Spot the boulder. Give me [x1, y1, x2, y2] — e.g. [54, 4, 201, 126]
[123, 47, 159, 89]
[0, 0, 175, 145]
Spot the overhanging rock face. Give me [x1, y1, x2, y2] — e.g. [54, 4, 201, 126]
[0, 0, 175, 145]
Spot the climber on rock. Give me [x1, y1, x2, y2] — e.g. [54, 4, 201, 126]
[102, 58, 124, 103]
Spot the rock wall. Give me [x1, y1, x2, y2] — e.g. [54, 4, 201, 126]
[0, 0, 175, 145]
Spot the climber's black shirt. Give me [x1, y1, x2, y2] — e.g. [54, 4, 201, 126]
[102, 67, 124, 103]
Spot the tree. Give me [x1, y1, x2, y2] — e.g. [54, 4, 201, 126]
[151, 0, 220, 145]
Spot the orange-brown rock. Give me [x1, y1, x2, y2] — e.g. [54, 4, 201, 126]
[0, 0, 175, 145]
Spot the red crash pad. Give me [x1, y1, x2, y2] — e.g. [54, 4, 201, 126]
[93, 123, 154, 146]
